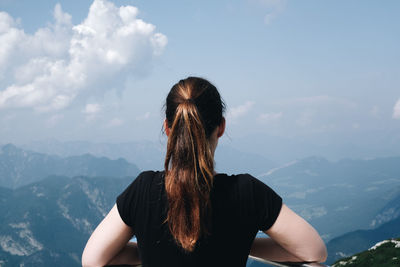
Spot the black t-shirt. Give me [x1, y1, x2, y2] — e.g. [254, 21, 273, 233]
[116, 171, 282, 267]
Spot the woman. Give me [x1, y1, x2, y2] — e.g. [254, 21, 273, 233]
[82, 77, 327, 267]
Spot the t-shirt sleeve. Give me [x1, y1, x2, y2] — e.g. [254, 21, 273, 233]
[116, 171, 148, 228]
[251, 176, 283, 231]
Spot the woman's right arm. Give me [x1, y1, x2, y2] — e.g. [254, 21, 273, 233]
[82, 204, 141, 267]
[250, 204, 327, 263]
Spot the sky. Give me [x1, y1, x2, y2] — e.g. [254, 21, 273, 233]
[0, 0, 399, 161]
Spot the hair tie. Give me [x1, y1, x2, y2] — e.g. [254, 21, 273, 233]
[183, 98, 195, 105]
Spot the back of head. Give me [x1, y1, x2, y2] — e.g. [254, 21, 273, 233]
[164, 77, 225, 252]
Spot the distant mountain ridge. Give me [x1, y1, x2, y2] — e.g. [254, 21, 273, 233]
[21, 140, 277, 176]
[260, 156, 400, 241]
[0, 144, 140, 188]
[22, 140, 166, 171]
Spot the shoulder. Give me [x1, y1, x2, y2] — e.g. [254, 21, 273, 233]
[132, 170, 164, 184]
[217, 172, 263, 186]
[214, 173, 271, 195]
[116, 170, 164, 227]
[219, 172, 281, 199]
[136, 170, 163, 179]
[119, 170, 163, 198]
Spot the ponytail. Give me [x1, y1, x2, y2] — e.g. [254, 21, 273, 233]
[164, 77, 224, 252]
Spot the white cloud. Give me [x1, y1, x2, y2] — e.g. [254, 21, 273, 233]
[84, 103, 101, 114]
[227, 101, 254, 120]
[251, 0, 287, 24]
[106, 117, 124, 128]
[257, 111, 283, 123]
[393, 99, 400, 119]
[0, 0, 167, 112]
[83, 103, 101, 120]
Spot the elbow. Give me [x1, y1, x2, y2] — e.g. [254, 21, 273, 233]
[82, 257, 103, 267]
[81, 256, 96, 267]
[302, 244, 328, 263]
[320, 247, 328, 263]
[82, 250, 105, 267]
[317, 242, 328, 263]
[81, 257, 93, 267]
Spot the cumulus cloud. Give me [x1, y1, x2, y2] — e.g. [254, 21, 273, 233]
[0, 0, 167, 111]
[227, 101, 254, 120]
[393, 99, 400, 119]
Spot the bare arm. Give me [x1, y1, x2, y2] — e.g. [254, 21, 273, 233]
[82, 204, 141, 267]
[250, 237, 304, 262]
[107, 242, 140, 266]
[250, 204, 327, 263]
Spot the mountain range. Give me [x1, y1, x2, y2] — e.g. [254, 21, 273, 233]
[20, 140, 277, 177]
[0, 144, 139, 188]
[1, 143, 400, 266]
[259, 156, 400, 240]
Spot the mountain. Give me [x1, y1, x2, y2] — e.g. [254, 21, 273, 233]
[215, 145, 276, 176]
[0, 174, 270, 267]
[258, 156, 400, 241]
[2, 143, 400, 265]
[370, 191, 400, 228]
[326, 214, 400, 264]
[22, 139, 166, 171]
[21, 140, 278, 176]
[0, 175, 134, 267]
[0, 144, 140, 188]
[230, 131, 400, 164]
[332, 238, 400, 267]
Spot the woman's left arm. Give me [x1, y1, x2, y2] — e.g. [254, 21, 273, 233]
[82, 204, 141, 267]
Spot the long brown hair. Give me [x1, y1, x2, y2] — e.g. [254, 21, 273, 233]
[164, 77, 225, 252]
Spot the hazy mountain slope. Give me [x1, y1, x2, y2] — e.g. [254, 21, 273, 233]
[326, 215, 400, 264]
[215, 145, 276, 176]
[332, 238, 400, 267]
[231, 132, 400, 164]
[0, 175, 133, 267]
[259, 156, 400, 241]
[370, 191, 400, 228]
[0, 144, 140, 188]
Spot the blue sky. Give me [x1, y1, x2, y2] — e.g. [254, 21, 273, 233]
[0, 0, 399, 161]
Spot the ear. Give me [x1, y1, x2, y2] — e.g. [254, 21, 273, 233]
[163, 119, 170, 137]
[217, 117, 225, 138]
